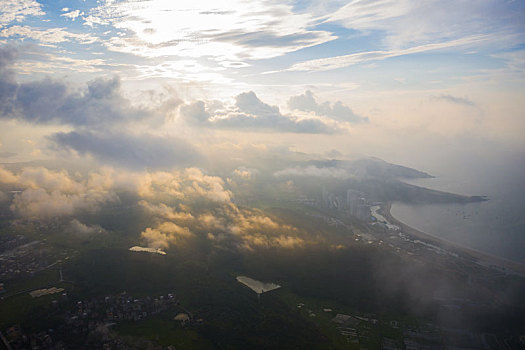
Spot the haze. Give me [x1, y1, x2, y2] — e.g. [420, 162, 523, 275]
[0, 1, 524, 349]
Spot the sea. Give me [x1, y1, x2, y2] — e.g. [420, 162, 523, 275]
[390, 154, 525, 264]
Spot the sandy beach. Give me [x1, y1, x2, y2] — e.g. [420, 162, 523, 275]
[382, 202, 525, 276]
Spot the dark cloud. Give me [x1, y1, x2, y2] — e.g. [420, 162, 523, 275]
[0, 45, 17, 71]
[180, 91, 340, 134]
[179, 100, 210, 124]
[0, 152, 16, 158]
[0, 45, 152, 126]
[0, 75, 149, 126]
[435, 94, 475, 106]
[0, 45, 18, 116]
[288, 90, 369, 123]
[49, 130, 200, 170]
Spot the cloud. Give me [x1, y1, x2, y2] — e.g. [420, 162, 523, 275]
[50, 130, 200, 170]
[179, 100, 210, 124]
[0, 71, 150, 126]
[128, 168, 232, 203]
[274, 165, 351, 179]
[61, 10, 84, 21]
[0, 25, 96, 44]
[10, 187, 116, 219]
[0, 165, 234, 220]
[193, 203, 307, 251]
[139, 201, 195, 224]
[0, 0, 44, 27]
[233, 166, 259, 179]
[0, 152, 17, 158]
[138, 186, 307, 251]
[326, 0, 523, 50]
[180, 91, 340, 134]
[288, 90, 368, 123]
[84, 0, 335, 61]
[14, 167, 85, 193]
[183, 168, 232, 202]
[141, 221, 193, 249]
[0, 166, 118, 219]
[434, 94, 475, 106]
[67, 219, 105, 236]
[281, 35, 490, 72]
[1, 162, 309, 250]
[0, 45, 17, 70]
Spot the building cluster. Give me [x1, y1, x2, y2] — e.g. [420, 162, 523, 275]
[2, 291, 180, 350]
[321, 187, 371, 220]
[3, 323, 131, 350]
[0, 236, 52, 283]
[65, 291, 178, 324]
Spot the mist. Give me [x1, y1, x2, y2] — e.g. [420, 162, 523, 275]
[1, 1, 524, 348]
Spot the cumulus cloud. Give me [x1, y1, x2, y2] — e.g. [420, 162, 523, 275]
[10, 187, 116, 219]
[194, 204, 306, 251]
[126, 168, 232, 204]
[1, 161, 310, 251]
[0, 165, 235, 220]
[0, 166, 118, 219]
[138, 201, 194, 224]
[183, 168, 232, 202]
[0, 48, 166, 128]
[288, 90, 369, 123]
[141, 221, 193, 249]
[233, 166, 259, 179]
[67, 219, 105, 236]
[0, 45, 199, 170]
[0, 74, 150, 126]
[138, 184, 307, 251]
[180, 91, 340, 134]
[50, 130, 200, 170]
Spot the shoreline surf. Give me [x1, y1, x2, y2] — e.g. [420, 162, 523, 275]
[382, 202, 525, 276]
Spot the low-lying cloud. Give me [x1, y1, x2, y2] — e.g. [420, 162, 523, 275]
[50, 130, 200, 170]
[274, 165, 351, 179]
[288, 90, 369, 123]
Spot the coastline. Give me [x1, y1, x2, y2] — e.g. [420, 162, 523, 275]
[382, 202, 525, 276]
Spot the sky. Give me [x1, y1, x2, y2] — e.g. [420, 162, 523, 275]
[0, 0, 524, 174]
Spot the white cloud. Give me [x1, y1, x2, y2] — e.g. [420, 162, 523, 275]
[84, 0, 335, 61]
[141, 221, 193, 249]
[282, 35, 490, 72]
[0, 25, 97, 44]
[0, 166, 119, 219]
[0, 0, 44, 27]
[61, 10, 84, 21]
[326, 0, 523, 50]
